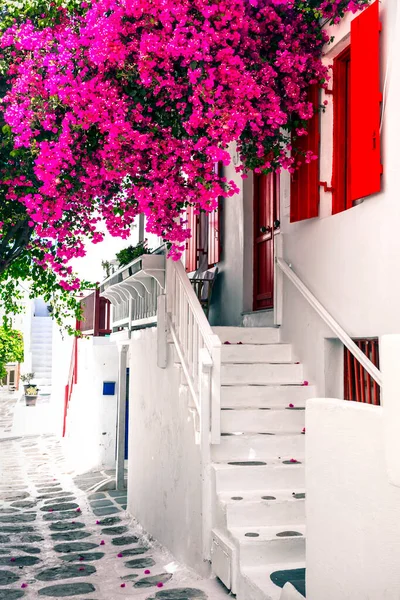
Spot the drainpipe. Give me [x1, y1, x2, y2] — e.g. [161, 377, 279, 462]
[116, 345, 128, 490]
[138, 214, 145, 244]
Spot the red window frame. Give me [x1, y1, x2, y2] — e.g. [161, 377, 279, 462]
[332, 46, 351, 214]
[290, 85, 320, 223]
[344, 338, 380, 405]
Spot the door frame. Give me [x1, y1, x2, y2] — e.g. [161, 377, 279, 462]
[252, 172, 280, 312]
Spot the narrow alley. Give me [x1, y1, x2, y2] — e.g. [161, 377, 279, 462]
[0, 391, 230, 600]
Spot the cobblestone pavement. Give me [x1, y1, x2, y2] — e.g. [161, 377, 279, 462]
[0, 395, 230, 599]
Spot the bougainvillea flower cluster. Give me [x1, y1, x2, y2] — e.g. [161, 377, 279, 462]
[0, 0, 370, 287]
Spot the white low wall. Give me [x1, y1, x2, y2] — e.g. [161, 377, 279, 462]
[127, 327, 206, 576]
[306, 398, 400, 600]
[64, 337, 118, 473]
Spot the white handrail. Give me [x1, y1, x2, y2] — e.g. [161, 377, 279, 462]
[165, 258, 221, 444]
[276, 257, 382, 387]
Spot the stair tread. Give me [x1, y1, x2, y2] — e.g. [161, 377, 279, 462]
[218, 489, 306, 504]
[213, 461, 304, 470]
[242, 562, 306, 600]
[229, 524, 306, 542]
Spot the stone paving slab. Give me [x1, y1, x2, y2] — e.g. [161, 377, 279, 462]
[0, 393, 229, 600]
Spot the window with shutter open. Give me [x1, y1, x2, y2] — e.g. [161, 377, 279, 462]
[333, 1, 381, 213]
[290, 85, 320, 223]
[208, 162, 221, 266]
[185, 205, 198, 273]
[350, 0, 382, 202]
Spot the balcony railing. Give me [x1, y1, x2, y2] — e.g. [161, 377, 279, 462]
[80, 289, 111, 336]
[99, 251, 165, 332]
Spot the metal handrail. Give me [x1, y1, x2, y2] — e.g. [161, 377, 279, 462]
[276, 257, 382, 387]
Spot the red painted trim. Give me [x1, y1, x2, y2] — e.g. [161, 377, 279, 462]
[319, 181, 334, 193]
[332, 45, 351, 214]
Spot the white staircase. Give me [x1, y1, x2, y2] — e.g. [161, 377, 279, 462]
[210, 326, 310, 600]
[31, 316, 53, 389]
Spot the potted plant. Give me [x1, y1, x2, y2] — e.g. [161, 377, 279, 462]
[24, 386, 39, 407]
[21, 373, 36, 392]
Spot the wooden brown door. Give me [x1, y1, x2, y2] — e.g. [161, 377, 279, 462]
[253, 173, 279, 311]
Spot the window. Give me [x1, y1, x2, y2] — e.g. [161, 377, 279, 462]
[290, 85, 320, 223]
[332, 47, 351, 214]
[333, 0, 382, 214]
[344, 338, 380, 405]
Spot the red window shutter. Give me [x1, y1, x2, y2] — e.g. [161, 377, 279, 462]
[185, 206, 198, 272]
[290, 85, 320, 223]
[350, 0, 381, 202]
[208, 162, 221, 266]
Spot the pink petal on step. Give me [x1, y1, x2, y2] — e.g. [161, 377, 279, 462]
[76, 508, 81, 512]
[100, 540, 105, 545]
[303, 381, 309, 386]
[288, 403, 294, 408]
[157, 583, 164, 588]
[79, 567, 85, 571]
[144, 569, 151, 574]
[302, 428, 306, 434]
[223, 341, 231, 345]
[10, 558, 16, 562]
[117, 553, 123, 558]
[96, 520, 100, 525]
[120, 583, 126, 588]
[21, 584, 27, 589]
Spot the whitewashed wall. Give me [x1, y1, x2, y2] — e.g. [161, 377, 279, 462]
[63, 337, 118, 473]
[127, 327, 207, 576]
[306, 397, 400, 600]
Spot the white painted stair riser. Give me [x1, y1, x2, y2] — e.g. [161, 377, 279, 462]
[221, 344, 292, 364]
[218, 498, 305, 529]
[221, 408, 305, 433]
[237, 535, 305, 567]
[221, 363, 303, 385]
[213, 326, 280, 345]
[214, 464, 305, 492]
[221, 385, 314, 408]
[212, 433, 305, 462]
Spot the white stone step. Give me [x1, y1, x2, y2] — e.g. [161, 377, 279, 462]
[221, 344, 292, 364]
[221, 408, 305, 434]
[213, 327, 280, 345]
[212, 433, 305, 462]
[213, 463, 305, 493]
[221, 363, 303, 386]
[241, 563, 306, 600]
[229, 524, 305, 567]
[221, 385, 314, 408]
[217, 491, 305, 529]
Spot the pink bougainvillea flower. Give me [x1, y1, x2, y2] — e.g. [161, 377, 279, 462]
[76, 508, 81, 512]
[144, 570, 151, 575]
[21, 584, 28, 589]
[120, 583, 126, 588]
[96, 520, 100, 525]
[157, 583, 164, 588]
[100, 540, 105, 546]
[288, 403, 294, 408]
[303, 381, 309, 386]
[117, 553, 123, 558]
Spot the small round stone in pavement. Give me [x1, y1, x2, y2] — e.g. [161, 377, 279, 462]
[88, 493, 105, 500]
[117, 547, 148, 557]
[0, 510, 18, 515]
[51, 531, 91, 542]
[20, 535, 44, 543]
[49, 522, 85, 532]
[111, 536, 138, 546]
[43, 497, 75, 505]
[10, 502, 36, 509]
[135, 573, 172, 588]
[10, 546, 41, 554]
[0, 570, 20, 585]
[100, 526, 128, 535]
[60, 553, 105, 563]
[147, 589, 207, 600]
[4, 493, 29, 502]
[43, 512, 83, 522]
[54, 542, 98, 554]
[0, 527, 34, 534]
[90, 500, 113, 508]
[36, 564, 96, 581]
[92, 507, 119, 517]
[96, 517, 120, 526]
[0, 550, 11, 555]
[121, 574, 139, 581]
[261, 496, 276, 500]
[292, 493, 305, 499]
[0, 590, 25, 599]
[0, 556, 41, 567]
[244, 532, 259, 537]
[40, 503, 78, 513]
[276, 531, 303, 537]
[38, 583, 95, 596]
[0, 514, 36, 524]
[0, 535, 11, 543]
[124, 558, 155, 569]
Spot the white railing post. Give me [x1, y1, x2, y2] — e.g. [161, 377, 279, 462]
[211, 340, 221, 444]
[274, 234, 283, 326]
[199, 347, 212, 561]
[381, 335, 400, 487]
[157, 294, 168, 369]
